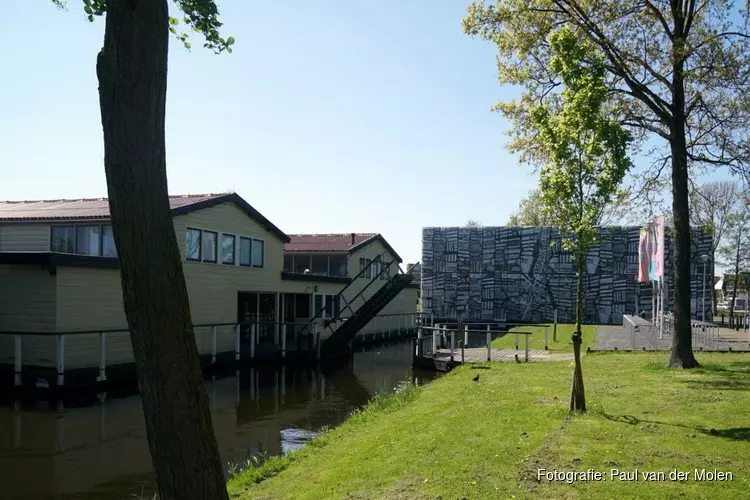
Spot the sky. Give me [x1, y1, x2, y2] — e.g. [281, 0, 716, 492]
[0, 1, 736, 268]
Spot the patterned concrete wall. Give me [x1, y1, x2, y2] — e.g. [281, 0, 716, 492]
[421, 226, 713, 324]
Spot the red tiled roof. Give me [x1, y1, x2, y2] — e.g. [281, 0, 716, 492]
[285, 233, 378, 253]
[0, 193, 228, 221]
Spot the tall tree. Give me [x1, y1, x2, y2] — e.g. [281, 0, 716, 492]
[464, 0, 750, 369]
[690, 180, 741, 309]
[53, 1, 234, 498]
[531, 27, 632, 412]
[718, 197, 750, 322]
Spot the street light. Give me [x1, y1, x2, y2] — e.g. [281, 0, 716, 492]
[701, 254, 710, 322]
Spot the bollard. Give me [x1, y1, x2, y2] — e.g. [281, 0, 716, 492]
[432, 329, 438, 354]
[525, 334, 529, 362]
[14, 335, 22, 387]
[486, 325, 491, 362]
[544, 326, 549, 350]
[553, 309, 558, 341]
[235, 324, 241, 361]
[282, 324, 287, 358]
[250, 324, 256, 359]
[450, 330, 455, 363]
[211, 326, 217, 365]
[460, 340, 465, 364]
[55, 334, 65, 387]
[97, 333, 107, 382]
[515, 327, 519, 351]
[417, 326, 423, 358]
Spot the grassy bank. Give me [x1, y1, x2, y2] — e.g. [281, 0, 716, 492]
[491, 323, 598, 352]
[228, 351, 750, 499]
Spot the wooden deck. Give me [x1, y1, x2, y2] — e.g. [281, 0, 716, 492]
[432, 347, 574, 364]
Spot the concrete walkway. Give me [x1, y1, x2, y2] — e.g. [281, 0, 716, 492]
[596, 324, 750, 351]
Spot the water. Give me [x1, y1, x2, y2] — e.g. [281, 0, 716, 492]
[0, 341, 437, 500]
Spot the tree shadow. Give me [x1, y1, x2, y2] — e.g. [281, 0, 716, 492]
[604, 414, 750, 442]
[678, 360, 750, 391]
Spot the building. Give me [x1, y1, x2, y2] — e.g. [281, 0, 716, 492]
[421, 225, 713, 324]
[0, 193, 418, 381]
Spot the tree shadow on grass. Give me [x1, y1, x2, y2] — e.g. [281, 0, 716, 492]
[678, 360, 750, 391]
[604, 414, 750, 442]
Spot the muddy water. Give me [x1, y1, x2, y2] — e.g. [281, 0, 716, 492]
[1, 341, 438, 500]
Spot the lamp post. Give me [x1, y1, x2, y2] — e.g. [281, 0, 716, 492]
[701, 254, 710, 322]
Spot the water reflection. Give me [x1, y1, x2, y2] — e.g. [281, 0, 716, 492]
[1, 341, 437, 500]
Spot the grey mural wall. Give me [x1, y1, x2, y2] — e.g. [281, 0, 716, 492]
[421, 226, 713, 324]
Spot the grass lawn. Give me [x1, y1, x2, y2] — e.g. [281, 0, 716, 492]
[491, 323, 598, 352]
[228, 352, 750, 499]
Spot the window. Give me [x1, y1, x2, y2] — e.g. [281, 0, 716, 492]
[315, 294, 338, 318]
[330, 254, 348, 277]
[51, 226, 75, 253]
[202, 231, 217, 263]
[76, 226, 101, 256]
[239, 237, 251, 267]
[295, 293, 310, 318]
[186, 228, 201, 261]
[364, 258, 372, 278]
[311, 254, 328, 275]
[221, 234, 235, 265]
[372, 259, 380, 278]
[252, 239, 264, 268]
[283, 254, 294, 273]
[102, 225, 117, 257]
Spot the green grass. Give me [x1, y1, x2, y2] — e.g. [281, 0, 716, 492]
[228, 352, 750, 499]
[491, 323, 598, 352]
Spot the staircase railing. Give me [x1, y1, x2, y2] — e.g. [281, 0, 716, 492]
[300, 255, 395, 336]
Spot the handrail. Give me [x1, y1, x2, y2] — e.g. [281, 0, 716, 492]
[419, 325, 535, 335]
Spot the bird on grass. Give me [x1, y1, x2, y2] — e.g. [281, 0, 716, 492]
[472, 373, 480, 382]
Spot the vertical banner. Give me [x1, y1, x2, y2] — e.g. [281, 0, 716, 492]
[648, 215, 665, 281]
[638, 227, 650, 283]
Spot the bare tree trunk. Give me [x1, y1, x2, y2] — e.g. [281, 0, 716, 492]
[97, 1, 229, 499]
[667, 20, 699, 368]
[570, 240, 586, 413]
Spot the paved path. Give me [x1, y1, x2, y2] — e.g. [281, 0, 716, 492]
[433, 347, 573, 363]
[596, 324, 750, 351]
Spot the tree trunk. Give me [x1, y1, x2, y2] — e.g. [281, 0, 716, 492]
[667, 24, 700, 369]
[97, 2, 229, 499]
[729, 235, 741, 326]
[570, 241, 586, 413]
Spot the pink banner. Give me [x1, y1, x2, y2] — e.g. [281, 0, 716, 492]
[648, 215, 665, 281]
[638, 227, 650, 283]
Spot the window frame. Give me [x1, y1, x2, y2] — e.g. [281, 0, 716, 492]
[50, 225, 76, 254]
[75, 225, 102, 257]
[251, 238, 265, 268]
[50, 223, 118, 257]
[185, 227, 203, 262]
[220, 233, 236, 266]
[238, 236, 252, 267]
[201, 230, 218, 263]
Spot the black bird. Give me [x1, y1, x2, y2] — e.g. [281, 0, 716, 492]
[472, 374, 480, 382]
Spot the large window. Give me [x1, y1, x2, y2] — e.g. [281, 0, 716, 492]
[202, 231, 218, 263]
[359, 258, 372, 278]
[76, 226, 101, 256]
[51, 226, 75, 253]
[283, 254, 294, 273]
[221, 234, 235, 265]
[239, 237, 252, 267]
[102, 225, 117, 257]
[330, 254, 347, 277]
[252, 239, 264, 268]
[311, 255, 328, 275]
[186, 228, 201, 261]
[51, 224, 117, 257]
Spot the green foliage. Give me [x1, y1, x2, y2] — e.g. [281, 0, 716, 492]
[51, 0, 235, 53]
[531, 27, 632, 256]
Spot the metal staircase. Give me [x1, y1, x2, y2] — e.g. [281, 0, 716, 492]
[299, 255, 413, 356]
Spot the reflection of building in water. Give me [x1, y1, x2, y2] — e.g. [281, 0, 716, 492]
[0, 343, 430, 500]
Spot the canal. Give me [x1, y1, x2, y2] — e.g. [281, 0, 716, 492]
[1, 341, 438, 499]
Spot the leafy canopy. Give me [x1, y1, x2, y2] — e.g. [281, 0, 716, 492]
[533, 27, 632, 252]
[52, 0, 235, 52]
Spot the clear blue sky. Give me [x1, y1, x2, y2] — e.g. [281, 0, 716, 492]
[1, 0, 537, 265]
[0, 1, 733, 268]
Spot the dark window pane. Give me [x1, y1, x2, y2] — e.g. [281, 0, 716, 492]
[51, 226, 75, 253]
[330, 255, 347, 277]
[311, 255, 328, 275]
[239, 237, 251, 266]
[295, 294, 310, 318]
[202, 231, 217, 262]
[314, 295, 324, 317]
[252, 239, 264, 268]
[186, 228, 201, 261]
[76, 226, 101, 256]
[283, 254, 293, 272]
[102, 225, 117, 257]
[221, 234, 235, 265]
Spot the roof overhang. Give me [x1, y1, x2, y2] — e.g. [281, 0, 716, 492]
[0, 252, 120, 275]
[280, 272, 351, 284]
